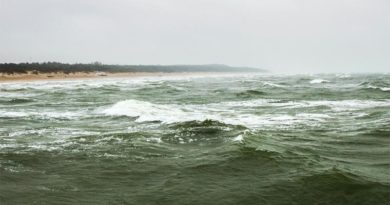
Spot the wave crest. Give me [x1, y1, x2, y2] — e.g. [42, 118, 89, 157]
[310, 79, 330, 84]
[101, 99, 191, 123]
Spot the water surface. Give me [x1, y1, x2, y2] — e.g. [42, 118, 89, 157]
[0, 73, 389, 204]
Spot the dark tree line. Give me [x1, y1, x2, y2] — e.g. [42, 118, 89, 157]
[0, 62, 266, 74]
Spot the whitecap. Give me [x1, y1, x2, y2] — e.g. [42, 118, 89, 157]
[100, 99, 335, 128]
[232, 135, 244, 143]
[336, 74, 351, 79]
[262, 82, 285, 88]
[380, 87, 390, 92]
[100, 98, 390, 129]
[310, 79, 330, 84]
[306, 100, 390, 111]
[101, 99, 194, 123]
[27, 144, 60, 151]
[366, 85, 390, 92]
[0, 111, 29, 118]
[0, 92, 38, 98]
[145, 137, 162, 143]
[215, 99, 390, 111]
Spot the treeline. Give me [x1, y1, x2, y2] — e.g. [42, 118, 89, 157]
[0, 62, 266, 74]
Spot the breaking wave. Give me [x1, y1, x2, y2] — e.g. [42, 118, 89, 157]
[100, 98, 389, 128]
[310, 79, 330, 84]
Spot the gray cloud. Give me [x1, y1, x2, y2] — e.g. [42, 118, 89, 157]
[1, 0, 389, 73]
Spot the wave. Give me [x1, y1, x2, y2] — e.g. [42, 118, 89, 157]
[100, 99, 338, 128]
[0, 75, 215, 92]
[336, 74, 351, 79]
[236, 90, 267, 97]
[262, 82, 285, 88]
[162, 120, 247, 145]
[0, 79, 142, 92]
[366, 86, 390, 92]
[0, 111, 30, 118]
[282, 168, 390, 204]
[300, 168, 372, 185]
[101, 98, 390, 128]
[216, 99, 390, 111]
[0, 110, 83, 119]
[101, 99, 192, 123]
[380, 87, 390, 91]
[101, 99, 261, 127]
[168, 119, 246, 129]
[310, 79, 330, 84]
[359, 80, 390, 92]
[0, 91, 38, 98]
[232, 134, 244, 143]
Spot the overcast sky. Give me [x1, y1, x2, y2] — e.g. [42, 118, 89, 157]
[0, 0, 389, 73]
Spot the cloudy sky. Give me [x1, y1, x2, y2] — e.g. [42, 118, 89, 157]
[0, 0, 389, 73]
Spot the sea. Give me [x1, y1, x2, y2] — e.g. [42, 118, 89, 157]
[0, 73, 389, 204]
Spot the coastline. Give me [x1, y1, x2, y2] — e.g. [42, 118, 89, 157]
[0, 71, 240, 83]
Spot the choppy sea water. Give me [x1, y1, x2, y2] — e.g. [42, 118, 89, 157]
[0, 73, 389, 204]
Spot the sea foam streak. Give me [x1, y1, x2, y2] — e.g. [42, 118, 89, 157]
[0, 110, 83, 119]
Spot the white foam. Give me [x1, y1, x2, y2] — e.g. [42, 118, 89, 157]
[0, 110, 83, 119]
[310, 79, 330, 84]
[0, 111, 29, 118]
[263, 82, 285, 88]
[214, 99, 276, 107]
[27, 144, 60, 151]
[145, 137, 162, 143]
[0, 74, 241, 91]
[8, 129, 46, 137]
[215, 99, 390, 111]
[101, 99, 196, 123]
[336, 74, 351, 79]
[366, 85, 389, 92]
[232, 135, 244, 142]
[380, 87, 390, 92]
[100, 99, 339, 128]
[0, 92, 38, 98]
[305, 100, 390, 111]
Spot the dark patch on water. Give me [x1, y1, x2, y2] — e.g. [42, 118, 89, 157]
[0, 98, 34, 104]
[236, 90, 267, 98]
[162, 120, 246, 145]
[279, 169, 390, 205]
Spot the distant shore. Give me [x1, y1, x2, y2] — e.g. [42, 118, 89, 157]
[0, 71, 243, 83]
[0, 63, 266, 83]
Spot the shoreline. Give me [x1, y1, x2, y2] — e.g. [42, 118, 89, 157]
[0, 71, 243, 83]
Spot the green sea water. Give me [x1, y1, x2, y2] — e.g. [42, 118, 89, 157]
[0, 73, 389, 204]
